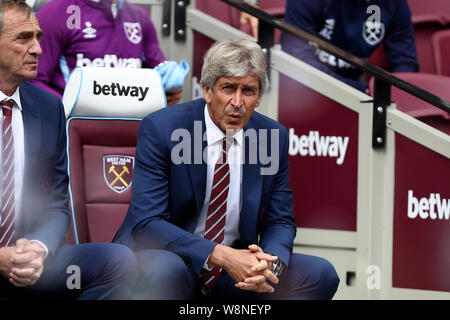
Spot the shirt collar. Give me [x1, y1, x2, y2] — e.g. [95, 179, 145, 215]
[204, 104, 243, 147]
[0, 87, 22, 111]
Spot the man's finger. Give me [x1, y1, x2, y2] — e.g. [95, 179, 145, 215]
[248, 244, 262, 252]
[248, 245, 278, 264]
[14, 238, 29, 254]
[10, 251, 37, 266]
[10, 276, 37, 287]
[254, 252, 278, 262]
[263, 269, 279, 285]
[235, 281, 274, 293]
[11, 268, 35, 279]
[9, 262, 43, 286]
[11, 263, 40, 278]
[246, 269, 279, 286]
[9, 277, 28, 287]
[251, 259, 268, 273]
[9, 272, 39, 287]
[244, 274, 266, 284]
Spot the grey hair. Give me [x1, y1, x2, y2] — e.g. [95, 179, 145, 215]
[0, 0, 32, 35]
[200, 39, 269, 96]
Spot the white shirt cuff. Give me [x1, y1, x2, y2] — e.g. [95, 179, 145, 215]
[203, 253, 214, 271]
[29, 240, 49, 260]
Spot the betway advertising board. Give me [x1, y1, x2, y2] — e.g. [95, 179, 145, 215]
[393, 133, 450, 292]
[278, 75, 359, 231]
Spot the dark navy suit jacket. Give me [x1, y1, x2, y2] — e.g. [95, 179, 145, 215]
[114, 98, 296, 275]
[15, 82, 69, 256]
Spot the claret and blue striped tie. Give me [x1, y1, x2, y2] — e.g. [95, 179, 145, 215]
[0, 100, 15, 247]
[200, 137, 232, 295]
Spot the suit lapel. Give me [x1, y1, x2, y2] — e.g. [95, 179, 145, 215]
[240, 118, 262, 245]
[18, 84, 41, 233]
[186, 101, 207, 218]
[20, 84, 41, 160]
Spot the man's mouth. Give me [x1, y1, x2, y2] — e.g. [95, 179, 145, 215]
[228, 114, 242, 119]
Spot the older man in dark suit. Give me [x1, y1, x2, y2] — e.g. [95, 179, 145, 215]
[0, 0, 136, 299]
[114, 39, 340, 299]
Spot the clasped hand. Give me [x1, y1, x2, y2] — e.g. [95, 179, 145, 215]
[208, 243, 280, 294]
[0, 238, 46, 287]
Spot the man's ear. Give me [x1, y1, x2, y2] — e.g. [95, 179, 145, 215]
[255, 95, 262, 108]
[202, 84, 212, 104]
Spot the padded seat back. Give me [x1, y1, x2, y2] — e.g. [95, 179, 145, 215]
[407, 0, 450, 74]
[369, 73, 450, 134]
[62, 66, 166, 243]
[432, 29, 450, 77]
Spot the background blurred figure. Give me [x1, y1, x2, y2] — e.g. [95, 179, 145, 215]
[281, 0, 419, 92]
[30, 0, 186, 105]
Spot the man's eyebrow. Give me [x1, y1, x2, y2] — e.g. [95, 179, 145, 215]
[219, 82, 258, 90]
[15, 30, 33, 38]
[221, 82, 236, 86]
[242, 84, 258, 91]
[15, 29, 44, 39]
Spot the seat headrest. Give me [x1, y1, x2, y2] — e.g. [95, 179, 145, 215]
[62, 66, 167, 119]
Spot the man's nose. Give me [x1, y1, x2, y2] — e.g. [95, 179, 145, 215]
[29, 37, 42, 57]
[231, 90, 243, 108]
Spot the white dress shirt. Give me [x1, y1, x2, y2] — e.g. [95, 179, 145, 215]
[194, 105, 244, 252]
[0, 88, 48, 256]
[0, 88, 25, 227]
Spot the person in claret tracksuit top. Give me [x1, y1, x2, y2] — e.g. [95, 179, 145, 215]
[31, 0, 184, 105]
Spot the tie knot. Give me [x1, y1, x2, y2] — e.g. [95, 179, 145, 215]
[2, 100, 13, 108]
[1, 100, 13, 117]
[223, 137, 234, 151]
[218, 137, 234, 165]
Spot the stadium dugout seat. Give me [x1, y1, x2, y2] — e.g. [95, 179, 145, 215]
[62, 66, 166, 244]
[432, 29, 450, 77]
[368, 43, 388, 70]
[258, 0, 286, 17]
[369, 73, 450, 133]
[196, 0, 286, 42]
[196, 0, 243, 32]
[407, 0, 450, 74]
[407, 0, 450, 22]
[254, 0, 286, 42]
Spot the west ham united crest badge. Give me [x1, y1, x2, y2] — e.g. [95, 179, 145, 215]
[103, 155, 134, 193]
[363, 21, 385, 46]
[123, 22, 142, 44]
[363, 5, 385, 46]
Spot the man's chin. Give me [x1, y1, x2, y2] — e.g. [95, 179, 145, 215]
[22, 70, 38, 81]
[222, 124, 244, 133]
[224, 117, 250, 130]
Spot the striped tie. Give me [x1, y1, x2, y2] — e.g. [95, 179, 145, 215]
[200, 137, 232, 295]
[0, 100, 15, 247]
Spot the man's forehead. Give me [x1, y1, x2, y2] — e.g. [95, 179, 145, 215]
[3, 8, 40, 32]
[216, 75, 260, 86]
